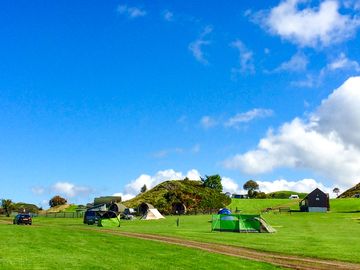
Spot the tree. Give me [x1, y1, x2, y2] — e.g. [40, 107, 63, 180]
[49, 195, 67, 207]
[1, 199, 14, 217]
[201, 174, 223, 192]
[243, 180, 259, 198]
[333, 187, 340, 198]
[140, 184, 147, 193]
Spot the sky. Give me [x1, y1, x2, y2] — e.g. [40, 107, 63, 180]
[1, 0, 360, 207]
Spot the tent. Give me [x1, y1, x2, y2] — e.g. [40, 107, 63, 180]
[141, 208, 165, 220]
[211, 214, 275, 233]
[109, 202, 126, 213]
[98, 211, 120, 227]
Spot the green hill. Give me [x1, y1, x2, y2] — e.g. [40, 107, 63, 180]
[338, 183, 360, 198]
[12, 202, 39, 213]
[124, 179, 231, 215]
[267, 190, 307, 199]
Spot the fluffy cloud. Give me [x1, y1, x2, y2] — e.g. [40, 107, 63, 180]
[224, 77, 360, 187]
[117, 5, 146, 18]
[257, 0, 360, 47]
[52, 182, 92, 198]
[230, 40, 255, 75]
[225, 109, 273, 128]
[189, 26, 213, 65]
[116, 169, 201, 200]
[221, 177, 244, 194]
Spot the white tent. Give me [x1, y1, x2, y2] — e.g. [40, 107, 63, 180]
[141, 208, 165, 220]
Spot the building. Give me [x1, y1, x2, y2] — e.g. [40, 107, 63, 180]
[232, 194, 248, 199]
[299, 188, 330, 212]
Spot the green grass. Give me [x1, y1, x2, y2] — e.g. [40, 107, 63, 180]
[228, 198, 300, 213]
[61, 204, 79, 212]
[0, 217, 282, 270]
[330, 198, 360, 212]
[2, 198, 359, 268]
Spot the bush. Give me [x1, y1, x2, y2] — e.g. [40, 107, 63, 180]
[49, 195, 67, 207]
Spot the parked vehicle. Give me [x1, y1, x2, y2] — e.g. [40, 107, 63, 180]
[13, 214, 32, 225]
[83, 210, 100, 225]
[289, 194, 299, 199]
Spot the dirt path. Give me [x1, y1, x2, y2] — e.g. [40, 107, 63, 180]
[91, 229, 360, 270]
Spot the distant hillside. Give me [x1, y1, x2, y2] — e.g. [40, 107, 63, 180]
[338, 183, 360, 198]
[13, 202, 39, 213]
[46, 204, 72, 213]
[267, 190, 307, 199]
[124, 179, 231, 215]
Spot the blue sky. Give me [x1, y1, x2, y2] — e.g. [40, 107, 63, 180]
[1, 0, 360, 207]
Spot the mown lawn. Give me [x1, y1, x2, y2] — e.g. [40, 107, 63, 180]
[0, 218, 282, 270]
[2, 198, 359, 268]
[107, 198, 360, 263]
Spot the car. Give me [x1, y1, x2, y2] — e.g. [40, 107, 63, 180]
[83, 210, 100, 225]
[13, 214, 32, 225]
[289, 194, 299, 199]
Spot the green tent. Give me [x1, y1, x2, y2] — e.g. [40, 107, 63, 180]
[211, 214, 275, 233]
[98, 211, 120, 228]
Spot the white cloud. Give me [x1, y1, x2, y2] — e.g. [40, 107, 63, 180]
[326, 53, 360, 72]
[189, 26, 213, 65]
[274, 52, 308, 72]
[200, 115, 217, 129]
[163, 10, 174, 21]
[52, 182, 92, 198]
[225, 108, 273, 128]
[117, 5, 146, 18]
[258, 0, 360, 47]
[230, 40, 255, 75]
[117, 169, 202, 200]
[221, 177, 244, 194]
[224, 76, 360, 187]
[257, 178, 339, 197]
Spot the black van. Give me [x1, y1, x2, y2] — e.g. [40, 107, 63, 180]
[83, 211, 100, 225]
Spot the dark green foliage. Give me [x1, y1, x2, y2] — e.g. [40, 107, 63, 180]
[333, 187, 340, 197]
[124, 180, 230, 214]
[1, 199, 13, 217]
[49, 195, 67, 207]
[243, 180, 259, 198]
[140, 184, 147, 193]
[255, 192, 267, 199]
[12, 203, 39, 214]
[201, 174, 223, 192]
[267, 191, 307, 199]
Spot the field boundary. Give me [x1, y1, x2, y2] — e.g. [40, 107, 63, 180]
[88, 229, 360, 270]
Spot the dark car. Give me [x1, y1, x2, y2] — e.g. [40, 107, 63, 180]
[13, 214, 32, 225]
[83, 210, 100, 225]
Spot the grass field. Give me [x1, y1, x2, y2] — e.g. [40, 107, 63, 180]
[0, 218, 282, 270]
[1, 198, 359, 269]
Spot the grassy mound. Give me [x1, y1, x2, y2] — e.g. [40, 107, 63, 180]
[338, 183, 360, 198]
[124, 179, 231, 214]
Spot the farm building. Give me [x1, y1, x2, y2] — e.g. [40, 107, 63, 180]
[299, 188, 330, 212]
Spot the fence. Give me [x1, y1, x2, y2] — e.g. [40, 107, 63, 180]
[37, 212, 85, 218]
